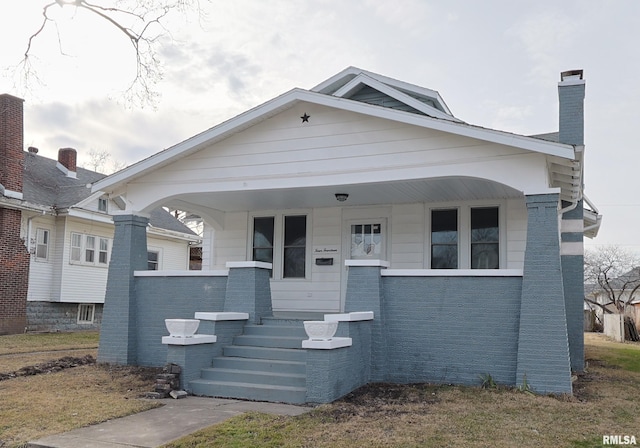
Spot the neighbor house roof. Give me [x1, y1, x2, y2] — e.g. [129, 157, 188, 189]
[22, 151, 196, 236]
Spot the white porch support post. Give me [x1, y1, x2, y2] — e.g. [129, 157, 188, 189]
[516, 194, 572, 394]
[97, 214, 149, 365]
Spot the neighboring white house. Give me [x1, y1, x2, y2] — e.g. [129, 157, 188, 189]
[3, 142, 200, 332]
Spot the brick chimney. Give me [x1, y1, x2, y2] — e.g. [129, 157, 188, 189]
[0, 93, 30, 335]
[57, 147, 77, 178]
[558, 69, 585, 146]
[0, 94, 25, 199]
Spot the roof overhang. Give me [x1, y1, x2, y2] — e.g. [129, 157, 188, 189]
[92, 89, 576, 196]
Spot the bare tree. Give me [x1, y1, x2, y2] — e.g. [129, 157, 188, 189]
[85, 148, 126, 174]
[585, 246, 640, 314]
[17, 0, 207, 107]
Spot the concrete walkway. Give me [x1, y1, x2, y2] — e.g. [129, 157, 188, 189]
[28, 396, 311, 448]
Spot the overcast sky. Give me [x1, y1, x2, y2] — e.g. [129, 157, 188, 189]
[1, 0, 638, 253]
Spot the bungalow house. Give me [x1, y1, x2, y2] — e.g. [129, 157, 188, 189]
[0, 94, 200, 334]
[91, 68, 601, 402]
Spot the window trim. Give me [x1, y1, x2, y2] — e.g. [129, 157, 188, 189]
[248, 210, 311, 281]
[34, 228, 50, 261]
[77, 304, 95, 324]
[98, 197, 108, 213]
[70, 232, 111, 267]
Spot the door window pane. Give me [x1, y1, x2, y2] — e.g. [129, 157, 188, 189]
[471, 207, 499, 269]
[431, 209, 458, 269]
[351, 223, 382, 258]
[283, 215, 306, 278]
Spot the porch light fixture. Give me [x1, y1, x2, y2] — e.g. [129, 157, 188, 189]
[335, 193, 349, 202]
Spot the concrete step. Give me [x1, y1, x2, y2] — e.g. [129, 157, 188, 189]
[211, 356, 307, 374]
[233, 334, 306, 349]
[200, 367, 306, 387]
[243, 324, 308, 338]
[190, 379, 307, 404]
[223, 345, 307, 362]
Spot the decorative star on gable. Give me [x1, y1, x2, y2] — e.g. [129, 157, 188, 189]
[300, 113, 310, 123]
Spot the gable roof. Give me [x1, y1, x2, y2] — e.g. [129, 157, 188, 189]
[22, 151, 195, 235]
[93, 67, 577, 196]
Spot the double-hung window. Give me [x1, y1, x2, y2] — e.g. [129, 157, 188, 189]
[35, 228, 50, 260]
[429, 205, 500, 269]
[70, 233, 110, 266]
[251, 214, 308, 279]
[471, 207, 499, 269]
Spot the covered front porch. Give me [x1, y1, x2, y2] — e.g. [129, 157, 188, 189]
[96, 189, 578, 402]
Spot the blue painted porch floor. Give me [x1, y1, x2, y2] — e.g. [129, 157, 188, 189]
[189, 316, 320, 404]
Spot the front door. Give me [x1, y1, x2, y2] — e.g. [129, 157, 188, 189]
[340, 214, 388, 309]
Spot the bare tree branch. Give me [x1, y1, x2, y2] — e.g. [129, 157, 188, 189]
[15, 0, 208, 108]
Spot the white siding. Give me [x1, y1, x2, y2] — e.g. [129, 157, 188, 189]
[59, 219, 114, 303]
[147, 235, 190, 270]
[26, 215, 57, 301]
[390, 203, 424, 269]
[125, 105, 549, 211]
[505, 198, 527, 270]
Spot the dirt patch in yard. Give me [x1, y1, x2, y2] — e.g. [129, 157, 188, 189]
[0, 354, 96, 381]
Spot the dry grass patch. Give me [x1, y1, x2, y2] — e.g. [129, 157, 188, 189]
[164, 334, 640, 448]
[0, 363, 161, 447]
[0, 331, 99, 355]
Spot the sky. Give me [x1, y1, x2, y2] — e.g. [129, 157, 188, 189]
[0, 0, 639, 253]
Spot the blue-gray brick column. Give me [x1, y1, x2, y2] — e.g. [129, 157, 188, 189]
[561, 202, 585, 372]
[344, 264, 387, 382]
[516, 194, 572, 394]
[97, 214, 149, 365]
[224, 263, 272, 324]
[558, 71, 586, 374]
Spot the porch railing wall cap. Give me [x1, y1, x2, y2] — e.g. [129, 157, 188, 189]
[324, 311, 374, 322]
[381, 269, 524, 277]
[194, 312, 250, 321]
[134, 270, 229, 277]
[302, 337, 352, 350]
[161, 334, 218, 345]
[345, 259, 390, 268]
[226, 261, 273, 270]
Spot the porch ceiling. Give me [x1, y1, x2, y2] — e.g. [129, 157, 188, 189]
[162, 177, 523, 214]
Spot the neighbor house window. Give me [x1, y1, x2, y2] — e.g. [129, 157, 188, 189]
[283, 215, 306, 278]
[431, 209, 458, 269]
[471, 207, 499, 269]
[98, 197, 108, 212]
[77, 304, 95, 324]
[98, 238, 109, 265]
[71, 233, 82, 262]
[148, 251, 159, 270]
[35, 228, 49, 260]
[70, 233, 111, 266]
[251, 214, 309, 280]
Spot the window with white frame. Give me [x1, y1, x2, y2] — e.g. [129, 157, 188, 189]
[98, 197, 108, 212]
[251, 214, 309, 279]
[77, 304, 95, 324]
[35, 228, 50, 261]
[70, 233, 110, 266]
[148, 251, 159, 270]
[429, 205, 500, 270]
